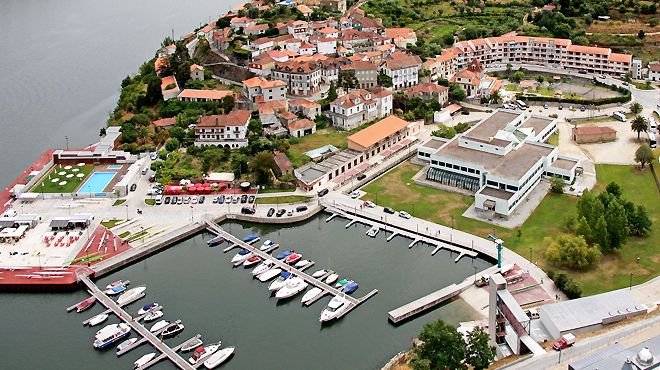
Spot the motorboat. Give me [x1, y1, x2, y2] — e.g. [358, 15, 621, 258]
[258, 240, 275, 251]
[251, 260, 273, 276]
[242, 234, 260, 244]
[206, 235, 225, 247]
[301, 287, 323, 304]
[150, 320, 170, 333]
[88, 313, 109, 327]
[93, 323, 131, 349]
[117, 286, 146, 305]
[75, 297, 96, 313]
[285, 252, 302, 265]
[275, 277, 309, 299]
[189, 342, 221, 365]
[230, 249, 252, 264]
[104, 284, 127, 295]
[268, 271, 293, 291]
[106, 279, 129, 290]
[116, 338, 138, 353]
[134, 352, 156, 369]
[319, 296, 351, 322]
[161, 323, 184, 337]
[311, 269, 328, 278]
[342, 281, 358, 294]
[294, 259, 311, 268]
[138, 303, 159, 315]
[335, 279, 351, 288]
[181, 338, 203, 352]
[242, 255, 262, 267]
[257, 267, 282, 282]
[325, 273, 339, 285]
[366, 226, 379, 237]
[275, 250, 292, 260]
[143, 310, 163, 322]
[203, 346, 235, 369]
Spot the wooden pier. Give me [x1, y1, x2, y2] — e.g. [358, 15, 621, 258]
[206, 220, 378, 319]
[136, 334, 202, 370]
[75, 273, 196, 370]
[115, 320, 182, 356]
[79, 291, 146, 325]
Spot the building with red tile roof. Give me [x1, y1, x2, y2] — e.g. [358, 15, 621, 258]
[194, 110, 252, 148]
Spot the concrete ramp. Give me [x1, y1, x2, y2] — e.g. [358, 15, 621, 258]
[520, 335, 546, 356]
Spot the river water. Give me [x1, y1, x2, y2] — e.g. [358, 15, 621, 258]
[0, 215, 490, 369]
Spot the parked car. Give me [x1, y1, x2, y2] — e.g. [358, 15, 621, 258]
[357, 174, 366, 181]
[155, 195, 163, 205]
[148, 174, 156, 182]
[248, 195, 255, 203]
[212, 197, 218, 204]
[191, 196, 198, 204]
[267, 208, 275, 217]
[318, 188, 329, 197]
[525, 308, 539, 319]
[164, 196, 171, 205]
[287, 210, 293, 216]
[198, 196, 205, 204]
[580, 105, 586, 111]
[296, 205, 308, 212]
[365, 201, 376, 208]
[461, 111, 470, 115]
[240, 195, 248, 203]
[150, 152, 158, 160]
[184, 196, 191, 204]
[558, 104, 563, 110]
[399, 211, 412, 219]
[129, 184, 137, 192]
[276, 209, 286, 217]
[177, 197, 183, 205]
[241, 207, 256, 215]
[218, 195, 225, 204]
[350, 191, 360, 199]
[543, 104, 548, 109]
[383, 207, 395, 214]
[232, 196, 239, 204]
[553, 334, 575, 350]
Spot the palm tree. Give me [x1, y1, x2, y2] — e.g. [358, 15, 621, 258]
[489, 90, 502, 104]
[630, 115, 649, 140]
[630, 102, 643, 115]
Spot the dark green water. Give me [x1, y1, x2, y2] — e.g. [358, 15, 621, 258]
[0, 214, 491, 369]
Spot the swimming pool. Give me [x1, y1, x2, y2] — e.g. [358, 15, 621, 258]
[79, 172, 116, 193]
[107, 165, 122, 170]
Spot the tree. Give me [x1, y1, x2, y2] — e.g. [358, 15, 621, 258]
[338, 70, 358, 91]
[377, 72, 393, 88]
[164, 138, 179, 152]
[510, 70, 525, 83]
[465, 326, 495, 370]
[631, 116, 649, 140]
[605, 199, 629, 251]
[545, 234, 601, 269]
[605, 182, 622, 198]
[634, 144, 653, 168]
[248, 118, 263, 136]
[550, 176, 564, 194]
[489, 89, 502, 104]
[249, 151, 277, 185]
[327, 81, 338, 101]
[593, 215, 609, 251]
[432, 125, 457, 139]
[222, 95, 235, 114]
[576, 216, 593, 244]
[629, 205, 652, 236]
[414, 319, 467, 370]
[630, 102, 643, 114]
[449, 84, 466, 101]
[638, 30, 645, 39]
[99, 127, 107, 137]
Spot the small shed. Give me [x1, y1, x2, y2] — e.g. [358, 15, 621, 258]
[572, 126, 617, 144]
[15, 214, 40, 229]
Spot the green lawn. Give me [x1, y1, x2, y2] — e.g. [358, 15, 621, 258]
[632, 81, 655, 90]
[33, 166, 95, 193]
[144, 199, 156, 206]
[101, 219, 125, 228]
[506, 84, 520, 92]
[113, 199, 126, 206]
[255, 195, 311, 205]
[547, 132, 559, 146]
[361, 162, 659, 296]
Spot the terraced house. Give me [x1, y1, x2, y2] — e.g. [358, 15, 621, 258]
[272, 60, 322, 97]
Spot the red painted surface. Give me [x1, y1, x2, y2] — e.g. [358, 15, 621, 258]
[0, 266, 93, 291]
[0, 150, 54, 214]
[71, 225, 133, 266]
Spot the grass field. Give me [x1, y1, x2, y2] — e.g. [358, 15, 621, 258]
[361, 162, 659, 295]
[101, 219, 125, 228]
[113, 199, 126, 206]
[255, 195, 311, 205]
[34, 166, 95, 193]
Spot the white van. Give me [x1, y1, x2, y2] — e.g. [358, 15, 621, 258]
[154, 195, 163, 205]
[612, 112, 626, 122]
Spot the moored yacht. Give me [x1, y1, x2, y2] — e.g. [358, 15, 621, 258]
[117, 286, 146, 305]
[230, 249, 252, 264]
[319, 296, 351, 322]
[275, 277, 308, 299]
[203, 346, 235, 369]
[93, 323, 131, 349]
[134, 353, 156, 369]
[268, 271, 293, 291]
[257, 267, 282, 282]
[251, 260, 273, 276]
[189, 342, 221, 365]
[301, 287, 323, 304]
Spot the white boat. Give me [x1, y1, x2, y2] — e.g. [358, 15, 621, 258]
[257, 268, 282, 282]
[275, 277, 309, 299]
[251, 260, 273, 276]
[294, 259, 312, 268]
[116, 338, 138, 353]
[138, 302, 159, 315]
[150, 320, 170, 333]
[320, 296, 351, 322]
[230, 249, 252, 264]
[106, 279, 129, 290]
[117, 286, 146, 305]
[268, 272, 293, 291]
[258, 240, 275, 251]
[88, 313, 109, 327]
[301, 287, 323, 304]
[104, 284, 127, 295]
[181, 338, 203, 352]
[325, 273, 339, 285]
[366, 226, 379, 237]
[311, 269, 327, 278]
[134, 352, 156, 369]
[143, 310, 163, 322]
[204, 346, 235, 369]
[93, 323, 131, 349]
[161, 323, 184, 337]
[189, 342, 221, 365]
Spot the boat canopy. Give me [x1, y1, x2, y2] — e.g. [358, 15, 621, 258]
[238, 249, 250, 255]
[280, 271, 291, 278]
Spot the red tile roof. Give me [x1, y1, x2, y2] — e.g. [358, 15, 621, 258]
[178, 89, 233, 100]
[348, 115, 409, 149]
[288, 118, 315, 131]
[197, 110, 251, 128]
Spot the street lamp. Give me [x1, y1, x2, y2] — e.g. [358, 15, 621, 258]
[125, 204, 129, 221]
[65, 136, 69, 150]
[190, 205, 194, 222]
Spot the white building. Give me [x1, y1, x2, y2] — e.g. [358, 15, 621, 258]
[418, 110, 580, 218]
[272, 60, 323, 97]
[380, 51, 422, 89]
[194, 110, 252, 148]
[242, 77, 287, 103]
[190, 64, 204, 81]
[328, 88, 392, 130]
[649, 62, 660, 82]
[287, 20, 309, 40]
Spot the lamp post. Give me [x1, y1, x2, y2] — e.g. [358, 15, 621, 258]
[190, 205, 194, 222]
[125, 204, 129, 221]
[65, 136, 69, 150]
[629, 273, 633, 290]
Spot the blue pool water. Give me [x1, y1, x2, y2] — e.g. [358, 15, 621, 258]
[80, 172, 116, 193]
[107, 165, 122, 170]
